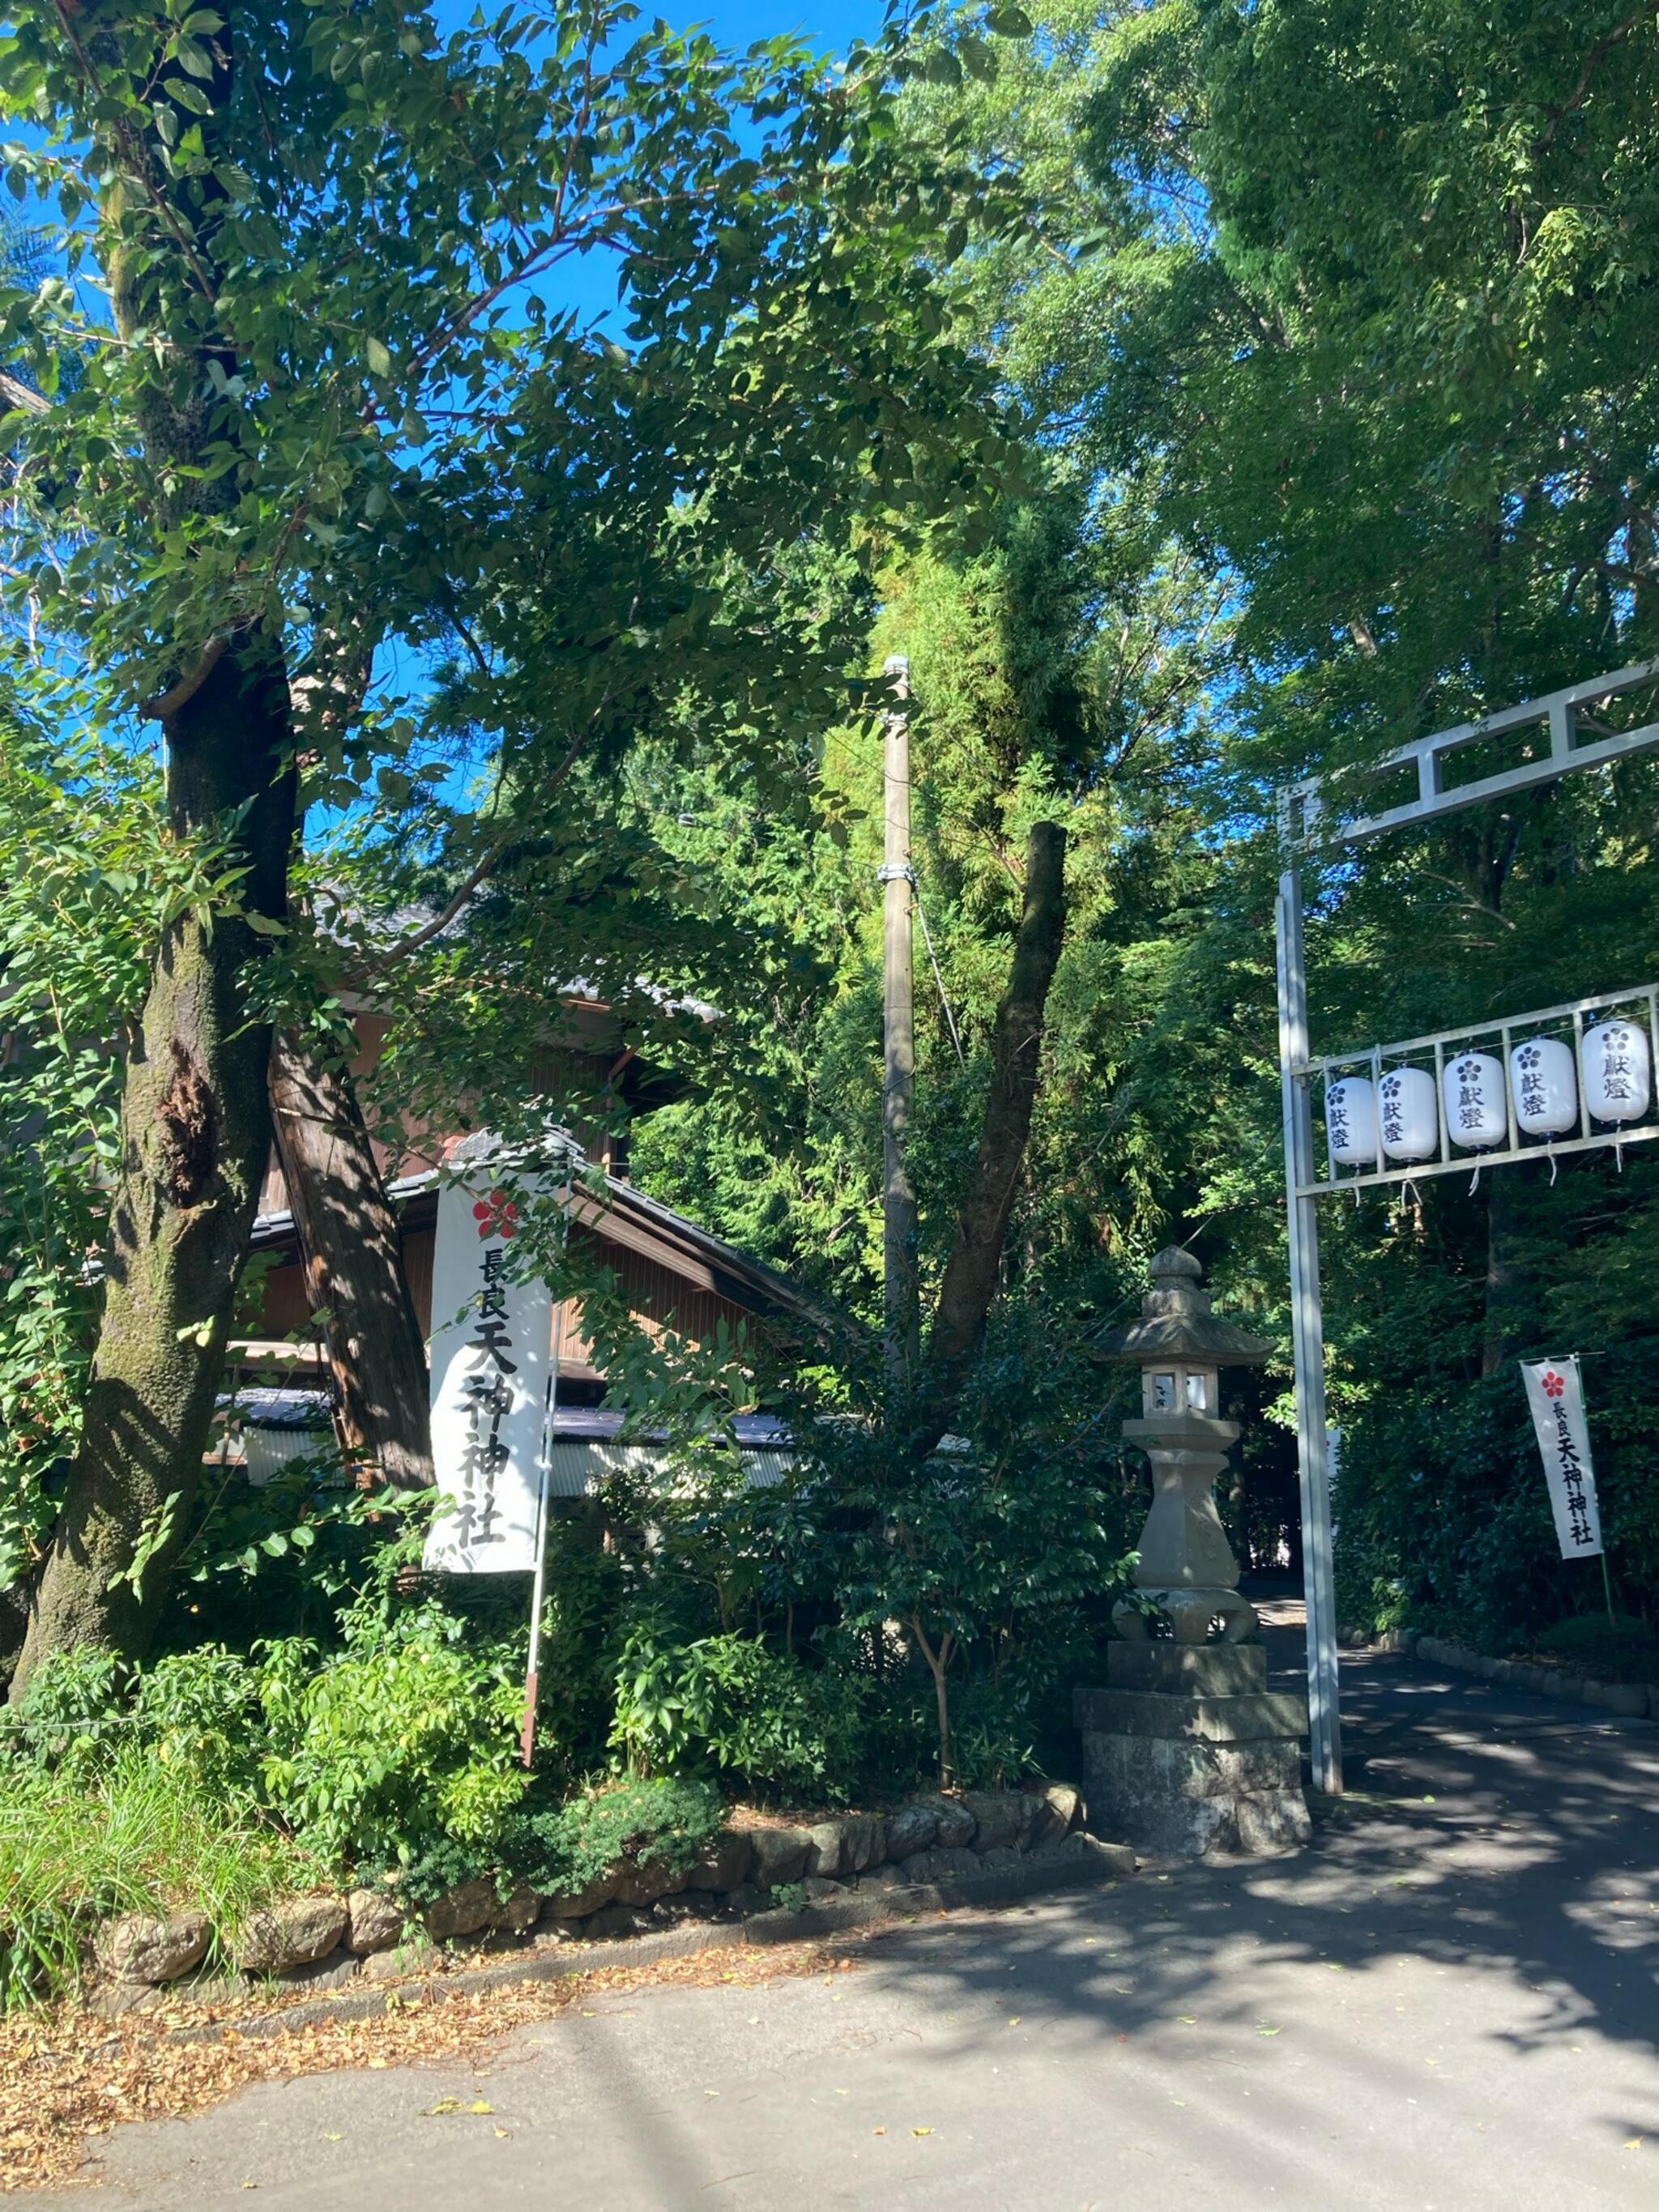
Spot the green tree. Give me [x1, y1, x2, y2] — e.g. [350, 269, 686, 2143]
[0, 0, 1013, 1686]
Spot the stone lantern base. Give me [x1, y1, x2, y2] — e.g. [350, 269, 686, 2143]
[1074, 1643, 1311, 1858]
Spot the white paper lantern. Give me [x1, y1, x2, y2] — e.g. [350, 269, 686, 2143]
[1324, 1075, 1378, 1170]
[1508, 1037, 1577, 1136]
[1378, 1065, 1438, 1161]
[1441, 1050, 1507, 1150]
[1581, 1017, 1653, 1124]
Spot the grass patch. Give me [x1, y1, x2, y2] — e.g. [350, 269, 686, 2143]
[0, 1747, 322, 2009]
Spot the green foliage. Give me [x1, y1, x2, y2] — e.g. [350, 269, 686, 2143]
[2, 1644, 127, 1769]
[1534, 1614, 1659, 1688]
[610, 1622, 868, 1802]
[502, 1776, 723, 1902]
[0, 1643, 319, 2006]
[257, 1610, 528, 1870]
[0, 1746, 319, 2010]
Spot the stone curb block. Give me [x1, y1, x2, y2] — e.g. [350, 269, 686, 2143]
[1387, 1626, 1658, 1719]
[164, 1838, 1135, 2049]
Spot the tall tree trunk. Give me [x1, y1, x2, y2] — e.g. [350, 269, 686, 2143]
[920, 818, 1068, 1440]
[11, 649, 296, 1694]
[1481, 1169, 1524, 1379]
[268, 1031, 433, 1490]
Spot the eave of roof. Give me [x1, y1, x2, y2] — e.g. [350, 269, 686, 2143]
[249, 1153, 850, 1343]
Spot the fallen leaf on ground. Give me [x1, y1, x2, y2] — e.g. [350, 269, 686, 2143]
[0, 1935, 868, 2192]
[911, 2127, 932, 2137]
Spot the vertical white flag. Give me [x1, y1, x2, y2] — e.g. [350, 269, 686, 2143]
[424, 1168, 552, 1574]
[1520, 1356, 1604, 1562]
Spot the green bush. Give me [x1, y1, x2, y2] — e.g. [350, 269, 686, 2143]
[1533, 1613, 1659, 1686]
[505, 1775, 723, 1900]
[610, 1623, 866, 1801]
[257, 1610, 528, 1869]
[3, 1644, 126, 1771]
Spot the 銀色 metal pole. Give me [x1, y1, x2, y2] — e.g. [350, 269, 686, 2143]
[1275, 863, 1344, 1793]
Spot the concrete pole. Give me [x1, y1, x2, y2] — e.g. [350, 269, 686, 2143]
[881, 655, 919, 1383]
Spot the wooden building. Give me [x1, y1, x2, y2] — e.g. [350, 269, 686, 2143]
[225, 988, 828, 1483]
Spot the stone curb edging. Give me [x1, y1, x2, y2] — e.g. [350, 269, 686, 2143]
[96, 1784, 1087, 2004]
[164, 1836, 1135, 2048]
[1364, 1626, 1658, 1719]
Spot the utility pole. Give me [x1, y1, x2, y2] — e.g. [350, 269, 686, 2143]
[880, 654, 919, 1385]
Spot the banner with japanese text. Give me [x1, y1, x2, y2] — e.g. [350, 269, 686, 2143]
[424, 1169, 552, 1574]
[1520, 1356, 1604, 1562]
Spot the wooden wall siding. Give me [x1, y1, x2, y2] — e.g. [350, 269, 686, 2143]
[249, 1214, 751, 1387]
[600, 1239, 738, 1348]
[403, 1225, 434, 1336]
[257, 1259, 313, 1337]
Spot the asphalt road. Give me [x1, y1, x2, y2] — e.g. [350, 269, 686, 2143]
[85, 1625, 1659, 2210]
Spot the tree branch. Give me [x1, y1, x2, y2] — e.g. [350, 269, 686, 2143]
[140, 634, 230, 721]
[1533, 3, 1657, 155]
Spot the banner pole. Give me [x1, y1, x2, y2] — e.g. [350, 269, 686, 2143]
[518, 1435, 552, 1770]
[519, 1178, 568, 1771]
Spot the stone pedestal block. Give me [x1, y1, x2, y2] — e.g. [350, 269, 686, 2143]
[1074, 1643, 1311, 1859]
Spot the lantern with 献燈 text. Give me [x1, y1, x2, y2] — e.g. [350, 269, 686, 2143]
[1442, 1050, 1506, 1150]
[1581, 1016, 1653, 1125]
[1509, 1037, 1577, 1136]
[1324, 1074, 1378, 1171]
[1379, 1065, 1437, 1162]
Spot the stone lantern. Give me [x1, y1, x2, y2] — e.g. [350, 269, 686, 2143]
[1073, 1247, 1311, 1857]
[1091, 1245, 1272, 1646]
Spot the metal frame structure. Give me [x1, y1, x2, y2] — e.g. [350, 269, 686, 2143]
[1307, 984, 1659, 1197]
[1274, 658, 1659, 1793]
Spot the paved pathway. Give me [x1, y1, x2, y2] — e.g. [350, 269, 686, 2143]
[85, 1626, 1659, 2210]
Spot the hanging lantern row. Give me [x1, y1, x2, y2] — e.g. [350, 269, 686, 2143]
[1324, 1016, 1654, 1171]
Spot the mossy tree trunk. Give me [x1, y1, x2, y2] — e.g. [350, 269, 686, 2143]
[11, 652, 296, 1694]
[920, 818, 1068, 1443]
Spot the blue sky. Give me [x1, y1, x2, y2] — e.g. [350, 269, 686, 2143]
[446, 0, 898, 328]
[661, 0, 890, 46]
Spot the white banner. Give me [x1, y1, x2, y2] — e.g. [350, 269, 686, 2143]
[1520, 1356, 1604, 1562]
[424, 1169, 552, 1574]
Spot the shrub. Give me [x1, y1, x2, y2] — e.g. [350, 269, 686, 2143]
[610, 1624, 865, 1801]
[257, 1611, 527, 1870]
[3, 1645, 126, 1771]
[1534, 1612, 1659, 1686]
[505, 1776, 723, 1900]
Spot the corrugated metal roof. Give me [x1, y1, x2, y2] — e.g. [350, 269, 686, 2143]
[547, 1440, 795, 1496]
